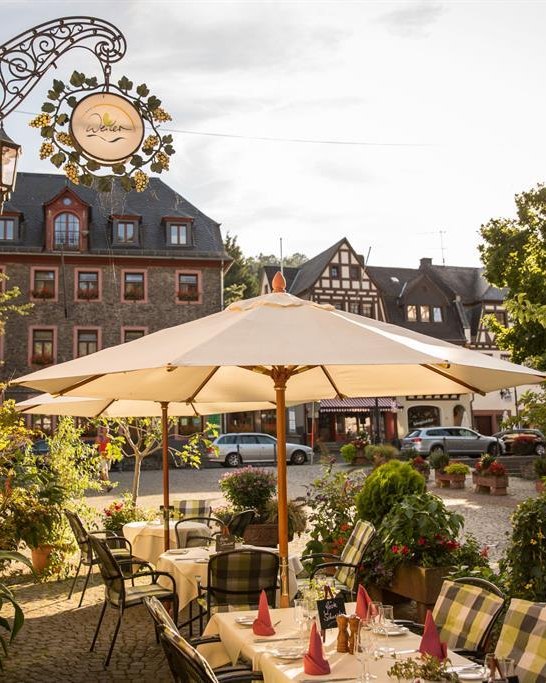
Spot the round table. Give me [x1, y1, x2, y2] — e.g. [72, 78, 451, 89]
[122, 520, 212, 565]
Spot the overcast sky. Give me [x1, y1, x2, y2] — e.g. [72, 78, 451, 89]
[2, 0, 545, 268]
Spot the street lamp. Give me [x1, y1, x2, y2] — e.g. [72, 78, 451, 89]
[0, 124, 21, 214]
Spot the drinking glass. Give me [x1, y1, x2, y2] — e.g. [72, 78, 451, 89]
[357, 622, 377, 681]
[497, 657, 515, 681]
[293, 599, 306, 643]
[376, 604, 394, 655]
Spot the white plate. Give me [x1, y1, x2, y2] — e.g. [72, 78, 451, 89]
[165, 549, 189, 555]
[373, 626, 409, 636]
[447, 667, 486, 680]
[235, 616, 256, 626]
[269, 646, 305, 660]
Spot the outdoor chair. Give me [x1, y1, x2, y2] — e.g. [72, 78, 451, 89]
[64, 509, 145, 608]
[226, 510, 255, 538]
[173, 499, 213, 521]
[159, 625, 264, 683]
[175, 516, 224, 548]
[300, 520, 376, 599]
[88, 535, 178, 668]
[494, 598, 546, 683]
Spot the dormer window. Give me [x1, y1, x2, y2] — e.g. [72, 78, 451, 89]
[166, 220, 191, 246]
[114, 219, 138, 245]
[0, 217, 18, 241]
[54, 212, 80, 250]
[406, 305, 417, 321]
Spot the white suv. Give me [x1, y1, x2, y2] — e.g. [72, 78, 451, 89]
[209, 433, 313, 467]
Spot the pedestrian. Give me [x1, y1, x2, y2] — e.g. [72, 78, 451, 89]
[96, 426, 113, 492]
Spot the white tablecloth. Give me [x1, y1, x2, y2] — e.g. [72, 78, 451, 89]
[157, 546, 303, 610]
[201, 605, 476, 682]
[122, 521, 211, 565]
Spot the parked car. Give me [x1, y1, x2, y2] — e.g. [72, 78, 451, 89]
[209, 432, 313, 467]
[401, 426, 504, 457]
[492, 429, 546, 456]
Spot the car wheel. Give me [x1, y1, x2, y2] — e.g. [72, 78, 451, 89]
[536, 444, 546, 457]
[225, 452, 241, 467]
[290, 450, 306, 465]
[487, 443, 501, 456]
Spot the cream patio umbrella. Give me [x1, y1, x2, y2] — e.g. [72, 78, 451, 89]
[15, 393, 289, 551]
[14, 273, 545, 605]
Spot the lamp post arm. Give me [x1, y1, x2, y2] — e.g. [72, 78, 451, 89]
[0, 16, 126, 121]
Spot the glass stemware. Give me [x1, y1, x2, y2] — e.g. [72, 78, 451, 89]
[293, 599, 306, 643]
[376, 604, 395, 655]
[356, 622, 377, 681]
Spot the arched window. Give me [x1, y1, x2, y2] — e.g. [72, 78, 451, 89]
[54, 213, 80, 250]
[408, 405, 440, 430]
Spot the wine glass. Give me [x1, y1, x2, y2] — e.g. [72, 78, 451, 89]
[376, 604, 395, 656]
[356, 622, 377, 681]
[293, 599, 306, 643]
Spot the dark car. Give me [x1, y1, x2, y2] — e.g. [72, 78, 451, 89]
[492, 429, 546, 456]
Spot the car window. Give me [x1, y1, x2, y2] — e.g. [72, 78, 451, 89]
[255, 435, 275, 444]
[459, 429, 477, 437]
[427, 429, 449, 437]
[238, 435, 258, 445]
[405, 430, 421, 438]
[445, 428, 462, 437]
[218, 435, 237, 445]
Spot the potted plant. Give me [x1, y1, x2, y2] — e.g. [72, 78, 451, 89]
[30, 353, 53, 366]
[340, 430, 369, 465]
[429, 450, 450, 483]
[102, 492, 154, 536]
[77, 287, 98, 300]
[410, 455, 431, 481]
[364, 443, 400, 467]
[388, 654, 460, 682]
[263, 498, 307, 541]
[31, 287, 54, 299]
[437, 462, 470, 489]
[219, 467, 283, 546]
[473, 454, 509, 495]
[533, 458, 546, 493]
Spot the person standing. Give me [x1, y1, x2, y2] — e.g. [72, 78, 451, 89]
[96, 426, 112, 492]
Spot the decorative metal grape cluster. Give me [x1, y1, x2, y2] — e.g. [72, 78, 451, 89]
[29, 71, 175, 193]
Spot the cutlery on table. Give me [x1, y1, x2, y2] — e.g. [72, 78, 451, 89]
[254, 635, 296, 643]
[300, 678, 359, 683]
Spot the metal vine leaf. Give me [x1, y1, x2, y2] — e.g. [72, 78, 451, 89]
[0, 16, 126, 121]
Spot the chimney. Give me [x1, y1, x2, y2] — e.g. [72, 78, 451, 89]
[420, 257, 432, 269]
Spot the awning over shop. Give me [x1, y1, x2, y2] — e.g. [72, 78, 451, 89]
[319, 397, 398, 413]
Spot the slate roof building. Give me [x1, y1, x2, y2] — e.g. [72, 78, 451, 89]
[0, 172, 230, 433]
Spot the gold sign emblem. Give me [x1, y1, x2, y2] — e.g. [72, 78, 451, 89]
[70, 93, 144, 164]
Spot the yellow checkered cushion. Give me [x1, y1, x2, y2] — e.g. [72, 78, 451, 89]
[495, 598, 546, 683]
[335, 520, 375, 589]
[173, 499, 211, 520]
[433, 580, 504, 651]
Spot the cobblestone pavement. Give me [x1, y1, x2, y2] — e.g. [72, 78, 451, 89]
[3, 464, 537, 681]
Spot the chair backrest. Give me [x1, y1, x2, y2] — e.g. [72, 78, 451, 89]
[335, 520, 376, 589]
[495, 598, 546, 683]
[65, 509, 93, 561]
[159, 626, 218, 683]
[143, 596, 179, 634]
[433, 579, 505, 652]
[172, 499, 212, 520]
[228, 509, 255, 537]
[207, 548, 279, 613]
[88, 535, 125, 607]
[175, 517, 221, 549]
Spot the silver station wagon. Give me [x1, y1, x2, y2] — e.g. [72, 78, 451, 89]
[209, 432, 313, 467]
[401, 427, 504, 457]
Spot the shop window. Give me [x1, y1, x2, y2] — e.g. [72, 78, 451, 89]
[406, 305, 417, 321]
[123, 271, 145, 301]
[0, 217, 17, 241]
[226, 411, 255, 432]
[76, 329, 99, 357]
[177, 416, 203, 436]
[32, 270, 56, 299]
[433, 306, 443, 322]
[53, 212, 80, 250]
[76, 271, 99, 300]
[420, 305, 430, 322]
[408, 405, 440, 429]
[31, 329, 54, 366]
[177, 273, 199, 302]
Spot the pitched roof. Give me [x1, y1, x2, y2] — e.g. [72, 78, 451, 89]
[290, 237, 349, 295]
[1, 172, 228, 260]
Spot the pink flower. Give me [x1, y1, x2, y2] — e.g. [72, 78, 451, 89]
[105, 510, 112, 517]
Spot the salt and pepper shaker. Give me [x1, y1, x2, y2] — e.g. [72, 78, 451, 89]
[336, 614, 350, 653]
[348, 615, 360, 654]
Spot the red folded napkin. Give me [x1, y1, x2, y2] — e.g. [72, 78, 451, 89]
[419, 610, 447, 661]
[252, 590, 275, 636]
[303, 621, 331, 676]
[356, 584, 377, 621]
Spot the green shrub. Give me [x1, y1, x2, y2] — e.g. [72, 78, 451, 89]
[340, 443, 357, 463]
[429, 450, 449, 471]
[444, 462, 470, 475]
[500, 494, 546, 601]
[264, 499, 307, 537]
[355, 460, 426, 527]
[364, 443, 400, 467]
[533, 457, 546, 478]
[219, 467, 276, 520]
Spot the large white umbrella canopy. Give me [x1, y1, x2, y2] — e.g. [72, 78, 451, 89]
[14, 274, 545, 605]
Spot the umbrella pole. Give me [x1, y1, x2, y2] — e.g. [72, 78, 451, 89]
[274, 370, 290, 608]
[161, 401, 171, 551]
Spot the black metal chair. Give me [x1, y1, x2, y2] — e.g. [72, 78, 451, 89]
[227, 510, 255, 538]
[159, 624, 263, 682]
[88, 535, 179, 668]
[175, 516, 224, 548]
[64, 509, 144, 608]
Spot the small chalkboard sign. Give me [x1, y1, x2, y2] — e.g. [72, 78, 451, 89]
[316, 594, 346, 632]
[215, 534, 235, 552]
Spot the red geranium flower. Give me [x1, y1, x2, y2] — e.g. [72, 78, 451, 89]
[417, 537, 427, 546]
[400, 545, 410, 555]
[391, 545, 399, 554]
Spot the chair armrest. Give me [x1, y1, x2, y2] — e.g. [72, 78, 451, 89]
[310, 560, 356, 580]
[301, 552, 340, 562]
[89, 531, 134, 556]
[190, 634, 222, 646]
[216, 672, 263, 682]
[131, 570, 177, 595]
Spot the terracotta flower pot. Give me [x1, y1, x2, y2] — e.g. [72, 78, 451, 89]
[31, 545, 54, 573]
[243, 523, 280, 547]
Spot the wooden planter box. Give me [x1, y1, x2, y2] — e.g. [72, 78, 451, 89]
[536, 480, 545, 494]
[472, 472, 508, 496]
[435, 471, 466, 489]
[375, 565, 451, 622]
[243, 523, 279, 547]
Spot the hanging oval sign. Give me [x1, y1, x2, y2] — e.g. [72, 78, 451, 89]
[69, 92, 144, 164]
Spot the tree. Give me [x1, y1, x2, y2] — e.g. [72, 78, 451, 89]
[503, 386, 546, 434]
[223, 233, 259, 305]
[479, 184, 546, 369]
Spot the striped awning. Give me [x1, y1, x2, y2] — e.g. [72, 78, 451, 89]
[319, 397, 398, 413]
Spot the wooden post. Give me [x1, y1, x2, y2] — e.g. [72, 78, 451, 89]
[274, 370, 290, 608]
[161, 401, 170, 551]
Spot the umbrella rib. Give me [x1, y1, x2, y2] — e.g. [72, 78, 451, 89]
[421, 364, 485, 396]
[320, 366, 346, 399]
[183, 367, 220, 402]
[55, 374, 105, 396]
[95, 399, 117, 417]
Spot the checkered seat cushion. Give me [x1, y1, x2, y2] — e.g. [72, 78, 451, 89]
[495, 598, 546, 683]
[334, 520, 376, 589]
[432, 580, 504, 652]
[173, 499, 212, 520]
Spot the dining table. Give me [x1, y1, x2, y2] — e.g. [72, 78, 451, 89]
[122, 520, 212, 565]
[199, 604, 480, 682]
[157, 546, 304, 610]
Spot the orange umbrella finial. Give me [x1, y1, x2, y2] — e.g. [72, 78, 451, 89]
[272, 271, 286, 293]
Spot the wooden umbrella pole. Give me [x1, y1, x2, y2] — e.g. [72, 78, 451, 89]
[161, 401, 171, 551]
[274, 368, 290, 608]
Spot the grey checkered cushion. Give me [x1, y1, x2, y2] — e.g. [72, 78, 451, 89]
[495, 598, 546, 683]
[173, 499, 212, 520]
[335, 520, 375, 589]
[433, 580, 504, 651]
